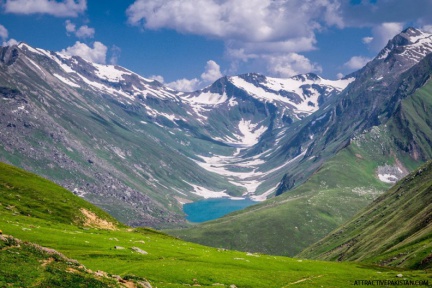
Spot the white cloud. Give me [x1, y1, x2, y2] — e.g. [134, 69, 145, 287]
[75, 25, 94, 38]
[127, 0, 342, 77]
[109, 45, 121, 65]
[421, 25, 432, 33]
[156, 60, 223, 92]
[200, 60, 222, 83]
[344, 56, 371, 70]
[65, 20, 94, 38]
[364, 22, 404, 51]
[264, 53, 322, 78]
[127, 0, 342, 42]
[362, 36, 373, 44]
[3, 0, 87, 17]
[0, 24, 19, 46]
[61, 41, 107, 64]
[65, 20, 76, 33]
[2, 38, 19, 46]
[166, 78, 200, 92]
[149, 75, 164, 83]
[0, 24, 9, 40]
[336, 72, 344, 79]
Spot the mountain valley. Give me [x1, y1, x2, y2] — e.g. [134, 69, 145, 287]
[1, 161, 431, 287]
[167, 27, 432, 255]
[1, 27, 432, 260]
[0, 39, 353, 228]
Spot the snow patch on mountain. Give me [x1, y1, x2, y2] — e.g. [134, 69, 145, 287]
[76, 73, 135, 100]
[18, 43, 44, 56]
[378, 28, 432, 62]
[237, 120, 267, 147]
[183, 91, 228, 105]
[377, 165, 407, 184]
[26, 57, 46, 76]
[53, 73, 80, 88]
[184, 181, 231, 199]
[250, 185, 279, 201]
[211, 120, 267, 147]
[192, 148, 306, 199]
[378, 173, 399, 184]
[230, 74, 354, 117]
[93, 63, 132, 82]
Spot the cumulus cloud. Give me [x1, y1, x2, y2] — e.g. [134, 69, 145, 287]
[336, 72, 344, 79]
[200, 60, 222, 83]
[126, 0, 432, 78]
[2, 38, 19, 46]
[153, 60, 223, 92]
[343, 55, 371, 70]
[362, 36, 373, 44]
[75, 25, 94, 38]
[364, 22, 404, 51]
[149, 75, 165, 83]
[264, 53, 322, 78]
[65, 20, 76, 33]
[0, 24, 19, 46]
[421, 25, 432, 33]
[61, 41, 107, 64]
[127, 0, 342, 42]
[65, 20, 95, 38]
[3, 0, 87, 17]
[127, 0, 342, 77]
[109, 45, 121, 65]
[0, 24, 9, 40]
[166, 78, 200, 92]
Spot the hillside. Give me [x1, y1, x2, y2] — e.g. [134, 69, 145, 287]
[0, 42, 352, 228]
[2, 162, 431, 287]
[298, 161, 432, 269]
[0, 161, 121, 228]
[0, 234, 134, 287]
[166, 141, 394, 256]
[2, 27, 432, 262]
[167, 28, 432, 256]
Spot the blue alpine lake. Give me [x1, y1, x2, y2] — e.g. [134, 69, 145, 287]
[183, 198, 257, 223]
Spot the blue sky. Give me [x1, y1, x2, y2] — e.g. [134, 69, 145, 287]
[1, 0, 431, 91]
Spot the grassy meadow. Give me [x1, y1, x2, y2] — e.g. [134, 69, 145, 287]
[1, 162, 431, 287]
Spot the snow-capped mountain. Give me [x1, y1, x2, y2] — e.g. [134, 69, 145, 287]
[184, 73, 353, 120]
[375, 27, 432, 74]
[272, 26, 432, 194]
[179, 73, 352, 147]
[0, 41, 353, 227]
[18, 42, 351, 148]
[2, 27, 432, 231]
[168, 27, 432, 256]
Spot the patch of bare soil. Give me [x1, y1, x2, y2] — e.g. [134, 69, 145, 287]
[80, 208, 117, 230]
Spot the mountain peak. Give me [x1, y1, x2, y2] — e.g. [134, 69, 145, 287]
[400, 27, 429, 41]
[291, 73, 320, 82]
[373, 27, 432, 74]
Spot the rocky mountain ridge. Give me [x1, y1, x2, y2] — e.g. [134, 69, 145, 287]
[0, 41, 351, 227]
[167, 27, 432, 255]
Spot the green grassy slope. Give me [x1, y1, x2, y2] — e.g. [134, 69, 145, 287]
[298, 161, 432, 269]
[0, 162, 122, 228]
[0, 234, 125, 287]
[388, 78, 432, 161]
[2, 162, 431, 287]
